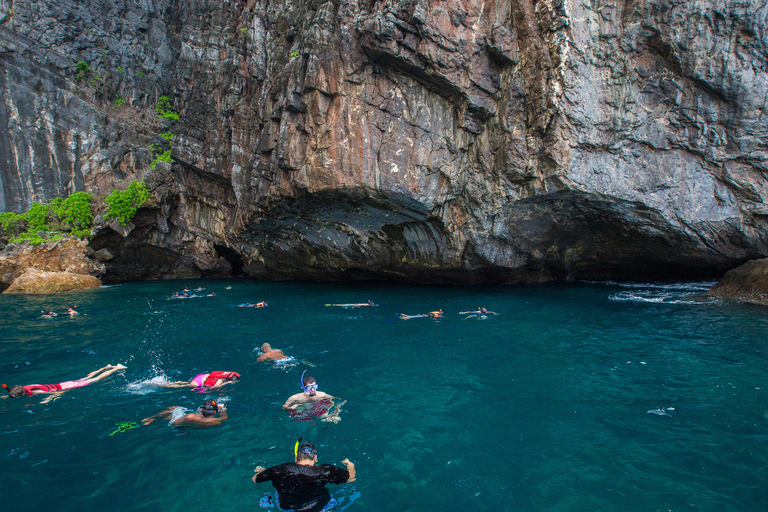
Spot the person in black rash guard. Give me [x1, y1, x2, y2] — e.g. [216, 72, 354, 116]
[252, 441, 356, 512]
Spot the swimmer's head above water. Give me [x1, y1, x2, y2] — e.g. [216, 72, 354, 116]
[261, 343, 273, 352]
[200, 399, 221, 417]
[300, 370, 318, 396]
[295, 441, 318, 462]
[3, 384, 25, 398]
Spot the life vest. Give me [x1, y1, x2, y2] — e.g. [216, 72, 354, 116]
[203, 371, 240, 386]
[24, 383, 62, 394]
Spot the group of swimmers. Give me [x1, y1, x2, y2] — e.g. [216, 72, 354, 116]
[14, 296, 497, 511]
[398, 306, 497, 319]
[39, 305, 79, 318]
[3, 361, 351, 511]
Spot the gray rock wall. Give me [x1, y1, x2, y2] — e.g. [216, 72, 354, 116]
[2, 0, 767, 282]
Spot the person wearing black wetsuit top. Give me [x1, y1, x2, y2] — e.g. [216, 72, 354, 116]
[252, 441, 356, 512]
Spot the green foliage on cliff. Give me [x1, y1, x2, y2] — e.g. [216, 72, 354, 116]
[1, 192, 94, 245]
[155, 96, 179, 120]
[104, 181, 151, 226]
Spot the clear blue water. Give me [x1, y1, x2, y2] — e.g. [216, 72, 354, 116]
[1, 280, 767, 512]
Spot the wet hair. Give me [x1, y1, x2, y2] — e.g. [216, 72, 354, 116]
[7, 385, 25, 398]
[302, 375, 316, 386]
[296, 442, 317, 462]
[200, 399, 219, 417]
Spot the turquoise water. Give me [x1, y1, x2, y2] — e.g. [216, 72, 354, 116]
[1, 280, 767, 512]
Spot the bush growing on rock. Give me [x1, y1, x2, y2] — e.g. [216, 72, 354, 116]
[104, 181, 151, 226]
[0, 192, 94, 245]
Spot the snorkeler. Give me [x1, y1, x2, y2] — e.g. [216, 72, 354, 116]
[3, 364, 127, 399]
[398, 309, 442, 319]
[160, 371, 241, 389]
[257, 343, 292, 363]
[252, 440, 355, 512]
[283, 372, 333, 408]
[283, 371, 343, 423]
[238, 301, 267, 308]
[142, 399, 228, 428]
[459, 307, 497, 316]
[67, 305, 79, 317]
[40, 309, 57, 319]
[326, 300, 376, 307]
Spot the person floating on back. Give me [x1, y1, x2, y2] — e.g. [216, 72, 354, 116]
[252, 440, 355, 512]
[160, 371, 240, 389]
[142, 399, 228, 428]
[3, 364, 127, 401]
[459, 307, 497, 317]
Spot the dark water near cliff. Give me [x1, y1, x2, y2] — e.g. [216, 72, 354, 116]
[1, 280, 767, 512]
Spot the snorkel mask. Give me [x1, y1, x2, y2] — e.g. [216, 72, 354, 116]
[200, 399, 219, 417]
[300, 370, 318, 396]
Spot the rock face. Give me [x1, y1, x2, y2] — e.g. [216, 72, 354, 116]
[3, 267, 101, 294]
[707, 258, 768, 305]
[2, 0, 768, 283]
[0, 237, 104, 290]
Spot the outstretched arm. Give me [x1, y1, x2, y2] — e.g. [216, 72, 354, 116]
[252, 466, 266, 483]
[342, 459, 356, 482]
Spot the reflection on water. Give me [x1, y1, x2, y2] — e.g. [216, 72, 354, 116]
[1, 279, 767, 512]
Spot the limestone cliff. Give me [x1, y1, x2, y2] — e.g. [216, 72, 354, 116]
[1, 0, 767, 283]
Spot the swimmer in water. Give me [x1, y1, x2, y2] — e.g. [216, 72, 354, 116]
[67, 305, 79, 317]
[459, 307, 497, 317]
[327, 300, 376, 307]
[252, 440, 355, 511]
[160, 371, 241, 389]
[399, 309, 442, 319]
[142, 399, 228, 428]
[238, 301, 267, 308]
[3, 364, 127, 401]
[284, 372, 333, 408]
[40, 309, 57, 319]
[257, 343, 289, 362]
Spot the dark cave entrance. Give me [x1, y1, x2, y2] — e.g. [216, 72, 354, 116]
[214, 244, 245, 276]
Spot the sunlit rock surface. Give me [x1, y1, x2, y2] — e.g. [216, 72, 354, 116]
[0, 238, 104, 290]
[1, 0, 767, 283]
[707, 258, 768, 306]
[3, 267, 101, 294]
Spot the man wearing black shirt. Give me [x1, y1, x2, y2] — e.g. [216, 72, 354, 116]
[252, 441, 356, 511]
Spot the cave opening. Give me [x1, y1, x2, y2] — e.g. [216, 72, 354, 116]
[214, 244, 245, 276]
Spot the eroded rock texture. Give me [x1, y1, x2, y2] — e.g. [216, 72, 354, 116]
[2, 0, 767, 283]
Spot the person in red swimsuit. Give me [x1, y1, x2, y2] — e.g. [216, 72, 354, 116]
[3, 364, 127, 398]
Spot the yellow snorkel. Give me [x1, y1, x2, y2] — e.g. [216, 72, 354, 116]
[294, 437, 303, 458]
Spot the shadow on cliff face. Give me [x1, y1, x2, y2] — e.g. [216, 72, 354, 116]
[231, 189, 755, 284]
[83, 187, 756, 285]
[480, 191, 750, 282]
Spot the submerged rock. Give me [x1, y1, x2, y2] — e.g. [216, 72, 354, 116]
[707, 259, 768, 306]
[3, 268, 101, 295]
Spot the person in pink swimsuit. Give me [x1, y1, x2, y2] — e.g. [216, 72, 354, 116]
[160, 371, 240, 389]
[3, 364, 127, 398]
